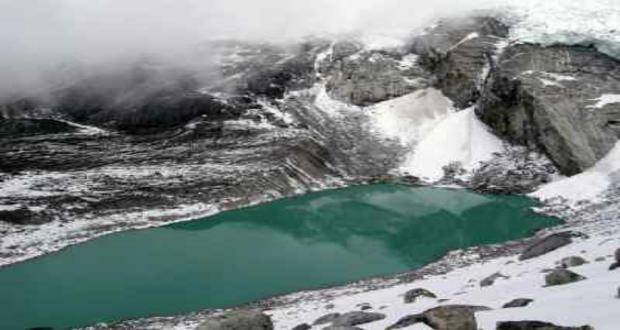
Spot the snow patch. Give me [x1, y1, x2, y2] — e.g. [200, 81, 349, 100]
[531, 141, 620, 204]
[368, 89, 452, 147]
[587, 94, 620, 109]
[401, 108, 504, 181]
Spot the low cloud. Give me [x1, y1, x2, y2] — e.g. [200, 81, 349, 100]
[0, 0, 495, 100]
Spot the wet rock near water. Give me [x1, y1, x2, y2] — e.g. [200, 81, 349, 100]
[196, 310, 273, 330]
[519, 232, 573, 261]
[545, 269, 586, 287]
[496, 321, 593, 330]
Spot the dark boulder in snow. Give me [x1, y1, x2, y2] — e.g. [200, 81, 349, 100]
[544, 269, 586, 287]
[519, 232, 573, 261]
[480, 272, 509, 287]
[387, 305, 490, 330]
[496, 320, 593, 330]
[330, 311, 386, 327]
[291, 323, 311, 330]
[502, 298, 534, 308]
[560, 256, 588, 268]
[313, 313, 341, 325]
[403, 288, 438, 303]
[196, 310, 273, 330]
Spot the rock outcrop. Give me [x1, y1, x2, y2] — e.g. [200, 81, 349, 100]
[409, 16, 509, 108]
[477, 43, 620, 175]
[321, 41, 429, 106]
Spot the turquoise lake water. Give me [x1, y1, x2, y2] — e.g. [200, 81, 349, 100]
[0, 184, 560, 329]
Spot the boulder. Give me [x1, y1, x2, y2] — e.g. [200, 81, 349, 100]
[423, 305, 489, 330]
[321, 326, 363, 330]
[292, 323, 311, 330]
[196, 310, 273, 330]
[519, 232, 573, 261]
[496, 321, 593, 330]
[387, 305, 489, 330]
[386, 314, 426, 329]
[404, 288, 438, 303]
[331, 311, 386, 327]
[545, 269, 586, 287]
[480, 272, 509, 287]
[313, 313, 341, 325]
[502, 298, 534, 308]
[477, 43, 620, 175]
[611, 248, 620, 270]
[560, 256, 588, 268]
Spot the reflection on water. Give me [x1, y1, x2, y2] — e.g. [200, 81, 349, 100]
[0, 184, 559, 330]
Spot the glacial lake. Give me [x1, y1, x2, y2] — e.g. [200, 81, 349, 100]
[0, 184, 560, 329]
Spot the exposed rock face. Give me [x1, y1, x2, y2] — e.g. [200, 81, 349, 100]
[403, 288, 437, 303]
[496, 321, 593, 330]
[321, 41, 429, 106]
[409, 16, 509, 108]
[519, 232, 573, 261]
[545, 269, 586, 286]
[477, 43, 620, 175]
[502, 298, 534, 308]
[196, 310, 273, 330]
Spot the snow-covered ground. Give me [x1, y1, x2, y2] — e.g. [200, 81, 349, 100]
[269, 229, 619, 330]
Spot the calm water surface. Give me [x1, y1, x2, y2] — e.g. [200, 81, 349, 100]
[0, 184, 560, 329]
